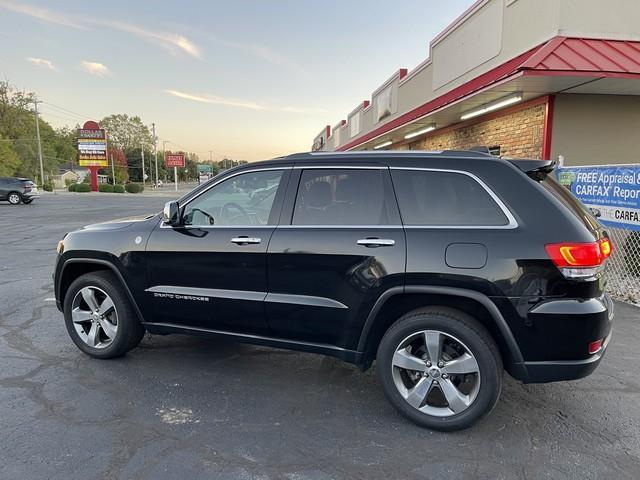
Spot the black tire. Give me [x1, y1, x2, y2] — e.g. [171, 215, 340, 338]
[23, 199, 33, 204]
[63, 271, 145, 359]
[7, 192, 22, 205]
[377, 306, 502, 431]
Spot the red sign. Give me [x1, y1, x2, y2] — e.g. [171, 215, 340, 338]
[165, 152, 185, 168]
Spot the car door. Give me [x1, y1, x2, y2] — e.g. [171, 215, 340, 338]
[0, 178, 9, 200]
[265, 164, 406, 351]
[145, 166, 291, 335]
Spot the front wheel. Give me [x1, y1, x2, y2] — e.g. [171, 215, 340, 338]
[377, 307, 502, 431]
[7, 192, 22, 205]
[63, 271, 145, 359]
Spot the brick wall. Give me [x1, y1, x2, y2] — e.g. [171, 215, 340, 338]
[406, 103, 546, 158]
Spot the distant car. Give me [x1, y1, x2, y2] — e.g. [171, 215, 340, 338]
[0, 177, 40, 205]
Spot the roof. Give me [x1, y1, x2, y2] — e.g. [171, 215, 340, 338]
[521, 37, 640, 75]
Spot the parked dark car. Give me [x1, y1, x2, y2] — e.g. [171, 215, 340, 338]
[0, 177, 40, 204]
[53, 151, 614, 430]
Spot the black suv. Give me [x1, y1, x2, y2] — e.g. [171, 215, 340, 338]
[0, 177, 39, 204]
[53, 151, 614, 430]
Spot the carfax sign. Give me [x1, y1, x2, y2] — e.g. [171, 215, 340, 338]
[558, 165, 640, 231]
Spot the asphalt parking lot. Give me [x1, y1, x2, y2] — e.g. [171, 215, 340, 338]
[1, 193, 640, 480]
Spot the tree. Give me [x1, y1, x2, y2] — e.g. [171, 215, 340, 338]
[100, 114, 152, 153]
[103, 147, 128, 184]
[0, 80, 76, 179]
[0, 137, 20, 176]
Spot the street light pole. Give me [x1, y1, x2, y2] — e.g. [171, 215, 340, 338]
[141, 144, 146, 187]
[33, 99, 45, 186]
[152, 123, 158, 188]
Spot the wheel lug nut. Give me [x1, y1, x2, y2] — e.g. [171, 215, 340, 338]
[438, 361, 444, 368]
[442, 373, 449, 379]
[426, 361, 432, 367]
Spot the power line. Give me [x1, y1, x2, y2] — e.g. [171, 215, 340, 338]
[42, 101, 93, 121]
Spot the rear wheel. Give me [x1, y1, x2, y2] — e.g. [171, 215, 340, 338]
[23, 198, 33, 204]
[7, 192, 22, 205]
[63, 271, 145, 358]
[377, 307, 502, 431]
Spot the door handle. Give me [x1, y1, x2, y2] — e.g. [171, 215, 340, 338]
[231, 236, 262, 245]
[356, 238, 395, 247]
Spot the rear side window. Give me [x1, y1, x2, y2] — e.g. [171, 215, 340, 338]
[391, 170, 509, 226]
[293, 169, 391, 225]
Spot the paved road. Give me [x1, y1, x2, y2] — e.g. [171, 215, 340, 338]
[1, 194, 639, 480]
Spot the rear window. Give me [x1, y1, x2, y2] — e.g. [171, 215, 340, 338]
[391, 170, 510, 227]
[540, 175, 601, 232]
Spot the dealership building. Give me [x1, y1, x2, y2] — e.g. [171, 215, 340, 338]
[312, 0, 640, 166]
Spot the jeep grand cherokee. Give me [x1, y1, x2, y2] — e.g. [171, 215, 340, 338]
[53, 151, 614, 430]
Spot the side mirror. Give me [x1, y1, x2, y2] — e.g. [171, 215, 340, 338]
[163, 201, 181, 226]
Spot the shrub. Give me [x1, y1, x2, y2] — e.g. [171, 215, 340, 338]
[99, 184, 114, 193]
[42, 181, 54, 192]
[75, 183, 91, 192]
[125, 183, 144, 194]
[68, 183, 77, 192]
[64, 178, 76, 187]
[113, 184, 125, 193]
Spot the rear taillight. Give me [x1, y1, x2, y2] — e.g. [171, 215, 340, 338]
[545, 238, 613, 279]
[588, 338, 604, 355]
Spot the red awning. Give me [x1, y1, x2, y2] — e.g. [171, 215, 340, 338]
[521, 37, 640, 76]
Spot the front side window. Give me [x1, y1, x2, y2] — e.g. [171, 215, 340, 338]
[182, 170, 284, 226]
[293, 169, 391, 225]
[391, 170, 509, 226]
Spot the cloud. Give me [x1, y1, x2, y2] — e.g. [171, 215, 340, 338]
[165, 89, 325, 114]
[0, 0, 85, 28]
[0, 1, 201, 59]
[81, 61, 110, 77]
[26, 57, 56, 71]
[98, 20, 201, 59]
[164, 89, 266, 110]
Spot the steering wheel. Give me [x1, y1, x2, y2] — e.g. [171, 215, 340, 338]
[221, 202, 252, 224]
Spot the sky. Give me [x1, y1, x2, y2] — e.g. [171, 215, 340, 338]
[0, 0, 476, 162]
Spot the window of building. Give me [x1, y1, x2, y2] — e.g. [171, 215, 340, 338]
[293, 169, 390, 225]
[391, 170, 509, 226]
[375, 85, 396, 122]
[183, 170, 284, 226]
[349, 112, 361, 137]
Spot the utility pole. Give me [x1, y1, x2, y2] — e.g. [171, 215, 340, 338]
[152, 123, 158, 188]
[141, 144, 146, 187]
[110, 153, 115, 185]
[33, 100, 45, 186]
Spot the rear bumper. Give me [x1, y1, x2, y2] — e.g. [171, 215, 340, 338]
[512, 294, 614, 383]
[520, 332, 612, 383]
[23, 191, 40, 199]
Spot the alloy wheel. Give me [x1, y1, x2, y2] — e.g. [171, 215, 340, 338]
[71, 286, 119, 349]
[8, 193, 21, 204]
[391, 329, 481, 417]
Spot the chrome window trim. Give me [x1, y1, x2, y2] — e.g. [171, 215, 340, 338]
[161, 166, 291, 229]
[389, 167, 518, 230]
[276, 225, 401, 229]
[293, 165, 385, 169]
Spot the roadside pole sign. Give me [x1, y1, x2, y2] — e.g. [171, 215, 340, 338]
[77, 121, 108, 191]
[165, 152, 185, 192]
[197, 163, 213, 184]
[558, 165, 640, 231]
[165, 152, 185, 168]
